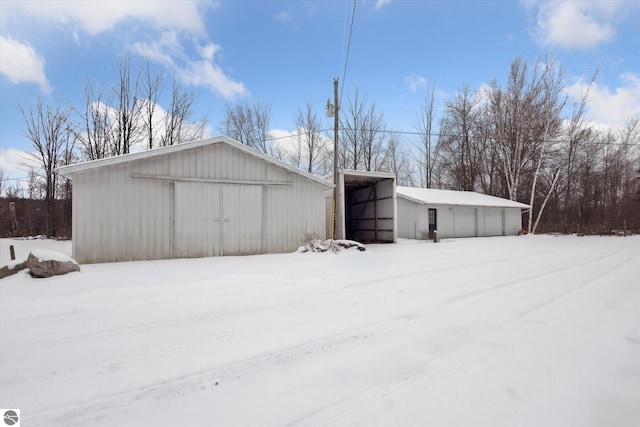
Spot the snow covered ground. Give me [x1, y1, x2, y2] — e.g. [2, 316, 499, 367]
[1, 235, 639, 426]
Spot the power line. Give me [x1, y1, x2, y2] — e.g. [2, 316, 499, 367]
[2, 176, 30, 181]
[4, 129, 636, 185]
[340, 0, 349, 75]
[263, 127, 639, 148]
[340, 0, 357, 104]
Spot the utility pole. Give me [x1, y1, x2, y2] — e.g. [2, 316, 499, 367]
[332, 77, 339, 239]
[326, 77, 339, 239]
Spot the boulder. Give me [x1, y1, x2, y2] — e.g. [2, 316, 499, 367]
[0, 261, 28, 280]
[25, 251, 80, 278]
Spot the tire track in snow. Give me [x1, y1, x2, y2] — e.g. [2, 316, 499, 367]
[24, 246, 636, 426]
[290, 248, 638, 427]
[1, 247, 572, 394]
[0, 276, 303, 355]
[7, 244, 625, 409]
[0, 248, 553, 356]
[27, 314, 415, 427]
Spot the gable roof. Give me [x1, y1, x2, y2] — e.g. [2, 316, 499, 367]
[57, 136, 332, 188]
[397, 186, 530, 209]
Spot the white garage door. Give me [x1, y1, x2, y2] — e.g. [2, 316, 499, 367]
[174, 182, 262, 257]
[484, 208, 504, 236]
[454, 207, 477, 237]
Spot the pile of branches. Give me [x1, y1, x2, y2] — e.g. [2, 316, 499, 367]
[297, 239, 366, 253]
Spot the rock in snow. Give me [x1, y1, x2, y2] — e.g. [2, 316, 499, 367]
[0, 250, 80, 279]
[26, 251, 80, 278]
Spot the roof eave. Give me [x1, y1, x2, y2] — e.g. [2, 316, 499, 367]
[56, 136, 332, 188]
[396, 192, 530, 209]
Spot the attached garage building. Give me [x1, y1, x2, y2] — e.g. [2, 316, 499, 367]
[58, 137, 332, 264]
[396, 187, 530, 240]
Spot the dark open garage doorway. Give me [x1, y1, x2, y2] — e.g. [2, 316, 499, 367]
[335, 170, 397, 243]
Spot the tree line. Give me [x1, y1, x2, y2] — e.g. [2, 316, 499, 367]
[3, 55, 639, 238]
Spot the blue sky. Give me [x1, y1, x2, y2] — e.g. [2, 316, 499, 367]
[1, 0, 639, 186]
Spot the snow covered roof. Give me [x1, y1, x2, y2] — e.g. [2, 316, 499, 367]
[397, 186, 530, 209]
[57, 136, 333, 188]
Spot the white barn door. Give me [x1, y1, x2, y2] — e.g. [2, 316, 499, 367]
[174, 182, 262, 257]
[221, 184, 262, 256]
[174, 182, 222, 258]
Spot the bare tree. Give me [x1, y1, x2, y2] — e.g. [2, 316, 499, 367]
[385, 134, 415, 186]
[557, 71, 597, 232]
[413, 85, 439, 188]
[4, 182, 23, 199]
[486, 57, 550, 201]
[617, 115, 640, 222]
[253, 101, 272, 154]
[20, 97, 72, 237]
[295, 101, 324, 173]
[526, 58, 566, 233]
[439, 85, 485, 191]
[74, 81, 112, 160]
[223, 103, 251, 145]
[340, 88, 365, 170]
[77, 60, 206, 155]
[221, 100, 272, 153]
[27, 168, 44, 199]
[0, 171, 10, 237]
[0, 171, 6, 222]
[340, 88, 387, 171]
[361, 103, 387, 172]
[161, 76, 207, 146]
[110, 55, 141, 155]
[141, 59, 164, 149]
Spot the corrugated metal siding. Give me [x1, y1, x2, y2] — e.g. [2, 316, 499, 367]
[264, 176, 326, 253]
[397, 198, 419, 239]
[325, 189, 333, 238]
[71, 142, 326, 263]
[397, 199, 525, 240]
[336, 173, 346, 240]
[372, 179, 396, 242]
[504, 209, 523, 235]
[73, 162, 173, 264]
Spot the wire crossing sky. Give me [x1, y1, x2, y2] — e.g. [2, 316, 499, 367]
[1, 0, 639, 185]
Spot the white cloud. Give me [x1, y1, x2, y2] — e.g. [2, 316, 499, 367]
[182, 60, 247, 99]
[132, 33, 247, 99]
[269, 129, 300, 160]
[375, 0, 392, 11]
[275, 11, 292, 24]
[531, 1, 622, 49]
[131, 32, 182, 67]
[4, 0, 212, 35]
[0, 36, 52, 94]
[0, 147, 40, 177]
[404, 73, 427, 93]
[198, 43, 220, 62]
[566, 73, 640, 127]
